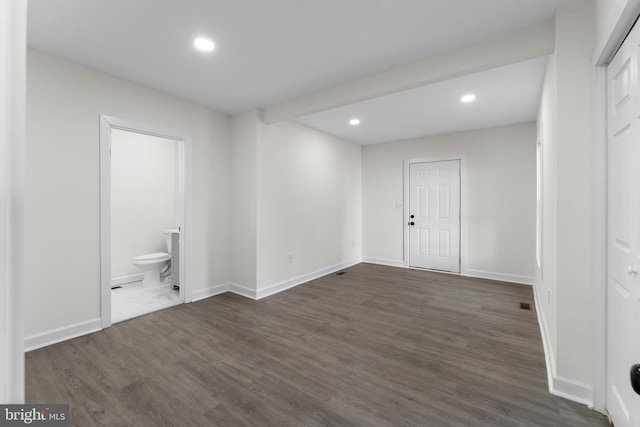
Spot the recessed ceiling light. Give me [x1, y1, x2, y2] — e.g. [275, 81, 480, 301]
[461, 94, 476, 103]
[194, 37, 215, 52]
[349, 118, 361, 125]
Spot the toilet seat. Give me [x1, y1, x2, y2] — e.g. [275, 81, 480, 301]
[133, 252, 170, 265]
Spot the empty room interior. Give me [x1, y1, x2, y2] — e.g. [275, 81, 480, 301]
[3, 0, 640, 425]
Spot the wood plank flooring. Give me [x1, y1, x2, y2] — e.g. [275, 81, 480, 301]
[26, 263, 609, 426]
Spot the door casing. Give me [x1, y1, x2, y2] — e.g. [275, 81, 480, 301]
[99, 115, 193, 328]
[592, 0, 640, 415]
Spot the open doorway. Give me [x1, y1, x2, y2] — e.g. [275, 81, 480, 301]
[100, 116, 192, 328]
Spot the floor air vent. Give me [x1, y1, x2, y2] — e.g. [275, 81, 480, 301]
[520, 302, 531, 310]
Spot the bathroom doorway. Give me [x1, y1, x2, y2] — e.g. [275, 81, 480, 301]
[99, 116, 192, 328]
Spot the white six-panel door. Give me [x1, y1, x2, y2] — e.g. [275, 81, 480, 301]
[607, 19, 640, 427]
[408, 160, 460, 272]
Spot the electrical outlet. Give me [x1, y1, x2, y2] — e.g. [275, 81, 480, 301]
[288, 252, 293, 263]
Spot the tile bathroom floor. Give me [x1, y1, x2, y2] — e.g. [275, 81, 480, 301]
[111, 281, 181, 323]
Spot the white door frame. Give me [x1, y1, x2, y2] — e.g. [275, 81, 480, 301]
[0, 0, 26, 404]
[403, 156, 466, 272]
[592, 0, 640, 414]
[99, 115, 193, 329]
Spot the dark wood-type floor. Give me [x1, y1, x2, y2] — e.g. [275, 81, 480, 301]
[26, 263, 609, 426]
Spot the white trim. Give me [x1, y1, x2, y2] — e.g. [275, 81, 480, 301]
[591, 65, 608, 414]
[403, 156, 465, 273]
[533, 281, 556, 394]
[533, 277, 594, 407]
[191, 284, 230, 302]
[228, 283, 257, 300]
[99, 116, 193, 328]
[462, 269, 534, 286]
[552, 376, 594, 408]
[594, 0, 640, 66]
[226, 259, 363, 301]
[24, 319, 102, 352]
[111, 274, 144, 287]
[255, 258, 361, 300]
[362, 257, 406, 268]
[0, 0, 26, 404]
[536, 123, 544, 275]
[364, 259, 533, 285]
[99, 116, 111, 329]
[591, 1, 640, 416]
[24, 261, 366, 351]
[180, 135, 193, 303]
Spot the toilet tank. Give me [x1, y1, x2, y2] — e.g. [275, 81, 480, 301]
[164, 229, 179, 253]
[164, 229, 180, 288]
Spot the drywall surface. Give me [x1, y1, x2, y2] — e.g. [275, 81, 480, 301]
[536, 52, 559, 377]
[230, 110, 259, 290]
[111, 130, 177, 279]
[25, 49, 230, 337]
[362, 123, 536, 279]
[256, 120, 362, 289]
[535, 0, 596, 399]
[554, 0, 596, 386]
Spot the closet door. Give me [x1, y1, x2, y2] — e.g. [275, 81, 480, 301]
[607, 19, 640, 427]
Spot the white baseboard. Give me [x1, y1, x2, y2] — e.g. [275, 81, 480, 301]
[533, 284, 557, 392]
[255, 258, 361, 300]
[552, 376, 593, 407]
[362, 257, 405, 268]
[25, 318, 102, 352]
[25, 282, 232, 351]
[533, 282, 593, 407]
[26, 259, 360, 351]
[363, 258, 534, 286]
[228, 283, 257, 299]
[111, 274, 143, 287]
[226, 259, 363, 301]
[191, 283, 230, 302]
[463, 269, 534, 286]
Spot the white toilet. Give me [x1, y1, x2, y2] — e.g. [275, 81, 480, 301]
[133, 230, 177, 287]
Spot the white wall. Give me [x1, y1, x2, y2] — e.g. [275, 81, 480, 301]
[536, 0, 596, 403]
[111, 130, 177, 279]
[230, 110, 259, 290]
[555, 0, 596, 386]
[362, 123, 536, 281]
[256, 120, 362, 290]
[25, 49, 230, 338]
[536, 53, 559, 376]
[596, 0, 624, 40]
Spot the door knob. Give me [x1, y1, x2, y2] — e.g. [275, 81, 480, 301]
[410, 215, 415, 218]
[631, 364, 640, 395]
[408, 222, 415, 226]
[628, 266, 638, 275]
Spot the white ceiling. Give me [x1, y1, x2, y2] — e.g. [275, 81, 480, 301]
[297, 57, 548, 145]
[27, 0, 570, 142]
